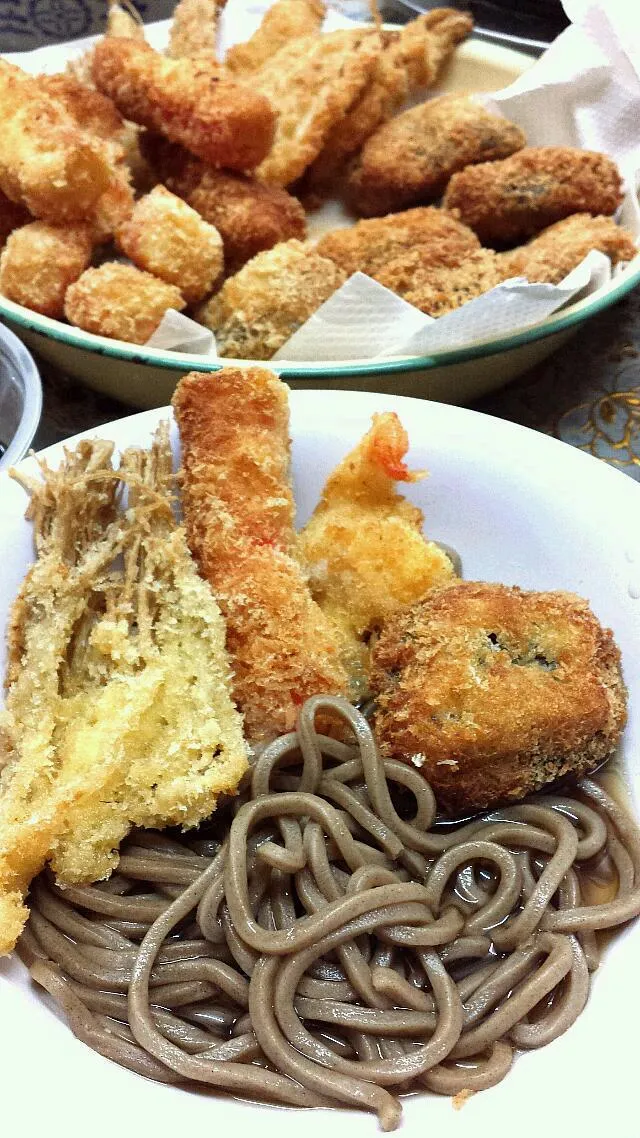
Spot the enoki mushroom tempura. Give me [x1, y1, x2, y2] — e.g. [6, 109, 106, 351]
[19, 697, 640, 1128]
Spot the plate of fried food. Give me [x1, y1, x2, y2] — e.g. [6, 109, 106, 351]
[0, 0, 638, 408]
[1, 371, 640, 1138]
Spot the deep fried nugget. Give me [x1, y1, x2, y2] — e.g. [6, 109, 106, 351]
[316, 206, 480, 277]
[39, 73, 127, 158]
[139, 132, 306, 271]
[168, 0, 224, 59]
[117, 185, 224, 303]
[0, 192, 29, 247]
[375, 248, 506, 316]
[253, 29, 381, 187]
[348, 95, 526, 217]
[0, 221, 93, 318]
[91, 37, 276, 171]
[499, 214, 637, 284]
[65, 262, 185, 343]
[297, 412, 455, 697]
[371, 581, 627, 816]
[91, 164, 135, 243]
[443, 146, 624, 245]
[0, 60, 113, 224]
[225, 0, 326, 76]
[173, 368, 349, 742]
[199, 239, 346, 358]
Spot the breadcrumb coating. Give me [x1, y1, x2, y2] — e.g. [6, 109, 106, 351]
[225, 0, 326, 76]
[316, 206, 480, 278]
[0, 221, 93, 318]
[65, 262, 185, 344]
[499, 213, 637, 283]
[167, 0, 223, 59]
[443, 146, 624, 245]
[371, 581, 627, 816]
[39, 72, 127, 158]
[199, 239, 346, 359]
[375, 248, 506, 316]
[117, 184, 224, 303]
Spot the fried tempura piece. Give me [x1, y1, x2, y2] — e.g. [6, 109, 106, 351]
[0, 221, 93, 318]
[371, 581, 627, 815]
[443, 146, 624, 245]
[225, 0, 325, 75]
[139, 132, 306, 271]
[0, 191, 29, 247]
[499, 214, 637, 284]
[316, 206, 480, 277]
[376, 248, 507, 316]
[303, 10, 473, 200]
[168, 0, 223, 59]
[0, 427, 247, 951]
[173, 368, 349, 742]
[65, 262, 185, 344]
[297, 413, 455, 697]
[348, 95, 526, 217]
[91, 37, 276, 171]
[117, 185, 224, 303]
[199, 239, 346, 359]
[254, 28, 381, 187]
[0, 60, 113, 224]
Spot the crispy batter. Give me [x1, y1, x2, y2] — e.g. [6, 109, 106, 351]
[253, 29, 381, 187]
[499, 213, 637, 284]
[0, 426, 248, 953]
[91, 37, 276, 171]
[65, 262, 185, 344]
[371, 580, 627, 816]
[316, 206, 480, 278]
[139, 132, 306, 271]
[0, 191, 29, 247]
[375, 247, 506, 316]
[198, 239, 346, 359]
[117, 184, 224, 303]
[173, 368, 350, 742]
[225, 0, 326, 76]
[297, 412, 455, 697]
[347, 95, 526, 217]
[0, 221, 94, 318]
[443, 146, 624, 245]
[0, 60, 113, 224]
[168, 0, 224, 59]
[91, 163, 135, 243]
[39, 73, 127, 158]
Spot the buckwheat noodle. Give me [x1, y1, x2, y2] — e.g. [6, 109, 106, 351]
[19, 696, 640, 1128]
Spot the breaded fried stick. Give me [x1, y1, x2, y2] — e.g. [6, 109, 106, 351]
[499, 213, 637, 283]
[348, 95, 526, 217]
[173, 368, 349, 742]
[168, 0, 225, 59]
[0, 221, 94, 318]
[316, 206, 480, 277]
[91, 37, 276, 171]
[65, 262, 185, 344]
[443, 146, 624, 245]
[225, 0, 326, 76]
[371, 581, 627, 816]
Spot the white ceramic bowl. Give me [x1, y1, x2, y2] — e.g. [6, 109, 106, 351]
[0, 320, 42, 468]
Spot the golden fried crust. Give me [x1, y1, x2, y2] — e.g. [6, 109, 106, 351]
[371, 581, 627, 816]
[39, 73, 126, 153]
[347, 95, 526, 218]
[0, 221, 93, 318]
[91, 37, 276, 171]
[225, 0, 326, 76]
[65, 262, 185, 343]
[375, 248, 506, 316]
[198, 239, 346, 359]
[498, 213, 637, 284]
[443, 146, 624, 245]
[139, 132, 307, 271]
[167, 0, 223, 59]
[316, 206, 480, 278]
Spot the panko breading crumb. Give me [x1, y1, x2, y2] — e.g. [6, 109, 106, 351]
[347, 95, 526, 217]
[316, 206, 480, 278]
[91, 164, 135, 243]
[453, 1090, 475, 1110]
[499, 214, 637, 283]
[39, 72, 127, 160]
[371, 581, 627, 816]
[443, 146, 624, 244]
[167, 0, 223, 59]
[117, 184, 224, 303]
[65, 262, 185, 344]
[198, 239, 346, 359]
[375, 248, 507, 316]
[0, 220, 94, 318]
[225, 0, 326, 76]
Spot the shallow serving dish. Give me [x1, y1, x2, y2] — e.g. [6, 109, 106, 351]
[1, 390, 639, 1137]
[0, 320, 42, 468]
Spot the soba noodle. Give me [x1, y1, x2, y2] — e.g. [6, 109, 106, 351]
[19, 696, 640, 1127]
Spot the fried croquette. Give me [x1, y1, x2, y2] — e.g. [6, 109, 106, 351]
[91, 37, 276, 172]
[139, 132, 307, 271]
[347, 95, 526, 217]
[375, 247, 507, 316]
[198, 239, 346, 359]
[117, 185, 224, 303]
[371, 581, 627, 816]
[173, 368, 350, 742]
[297, 412, 455, 697]
[499, 213, 637, 284]
[443, 146, 624, 245]
[91, 164, 135, 243]
[39, 73, 127, 159]
[316, 206, 480, 278]
[65, 262, 185, 344]
[0, 60, 113, 224]
[167, 0, 223, 59]
[0, 221, 94, 318]
[225, 0, 326, 76]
